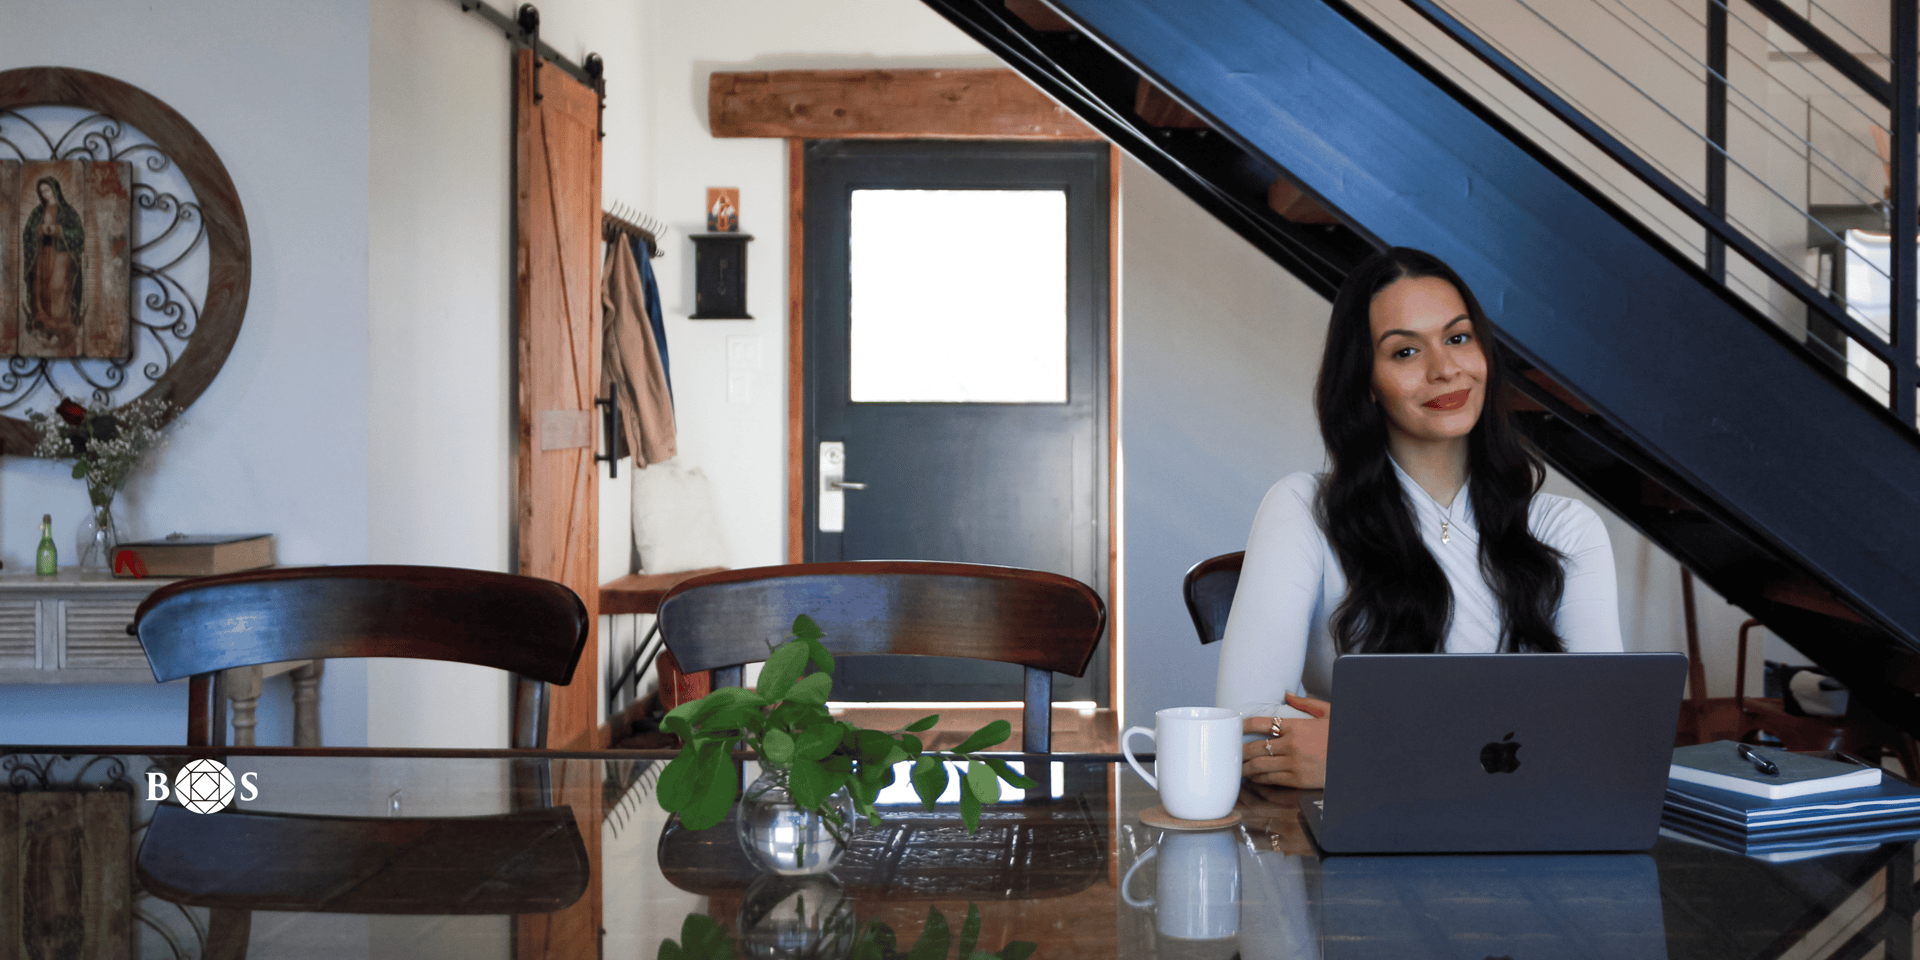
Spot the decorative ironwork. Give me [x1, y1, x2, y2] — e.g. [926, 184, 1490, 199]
[0, 104, 206, 414]
[2, 750, 131, 790]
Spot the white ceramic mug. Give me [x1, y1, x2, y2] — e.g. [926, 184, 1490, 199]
[1122, 829, 1241, 941]
[1123, 706, 1242, 821]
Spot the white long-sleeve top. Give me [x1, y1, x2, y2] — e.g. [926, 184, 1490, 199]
[1214, 459, 1623, 720]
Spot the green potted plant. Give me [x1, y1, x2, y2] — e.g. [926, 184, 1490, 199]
[658, 615, 1038, 873]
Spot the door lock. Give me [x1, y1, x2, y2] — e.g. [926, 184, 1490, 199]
[819, 442, 867, 532]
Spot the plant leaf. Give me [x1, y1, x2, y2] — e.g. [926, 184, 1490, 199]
[795, 723, 843, 762]
[803, 636, 834, 674]
[999, 942, 1037, 960]
[907, 907, 951, 960]
[956, 903, 982, 959]
[966, 758, 1001, 805]
[789, 758, 830, 810]
[856, 729, 896, 762]
[690, 686, 768, 722]
[903, 714, 939, 733]
[911, 755, 948, 809]
[761, 728, 796, 765]
[756, 640, 810, 701]
[656, 748, 706, 811]
[791, 614, 824, 641]
[951, 719, 1011, 755]
[959, 776, 983, 833]
[900, 733, 923, 757]
[984, 757, 1038, 790]
[784, 671, 833, 706]
[680, 746, 740, 831]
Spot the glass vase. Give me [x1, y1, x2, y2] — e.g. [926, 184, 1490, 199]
[736, 872, 856, 960]
[736, 765, 857, 876]
[75, 498, 119, 573]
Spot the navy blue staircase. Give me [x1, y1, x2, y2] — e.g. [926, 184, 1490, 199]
[922, 0, 1920, 732]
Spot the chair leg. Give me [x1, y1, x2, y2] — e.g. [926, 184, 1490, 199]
[206, 908, 250, 960]
[1023, 668, 1052, 754]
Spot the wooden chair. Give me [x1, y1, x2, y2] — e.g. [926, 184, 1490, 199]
[656, 561, 1106, 752]
[1673, 569, 1919, 777]
[133, 565, 590, 748]
[136, 804, 588, 959]
[1182, 551, 1244, 645]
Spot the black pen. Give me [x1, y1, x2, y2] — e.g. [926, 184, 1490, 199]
[1738, 743, 1780, 777]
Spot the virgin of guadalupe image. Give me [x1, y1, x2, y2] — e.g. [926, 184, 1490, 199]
[22, 175, 84, 352]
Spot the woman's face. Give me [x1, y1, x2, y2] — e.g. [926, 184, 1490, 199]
[1367, 274, 1487, 449]
[37, 182, 53, 204]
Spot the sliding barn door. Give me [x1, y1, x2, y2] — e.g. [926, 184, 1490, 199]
[514, 49, 601, 745]
[513, 48, 602, 960]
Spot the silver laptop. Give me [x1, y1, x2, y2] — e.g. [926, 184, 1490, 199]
[1300, 652, 1687, 853]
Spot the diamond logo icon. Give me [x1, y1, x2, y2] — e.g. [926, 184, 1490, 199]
[176, 758, 236, 815]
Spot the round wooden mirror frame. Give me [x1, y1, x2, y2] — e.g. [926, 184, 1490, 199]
[0, 66, 249, 456]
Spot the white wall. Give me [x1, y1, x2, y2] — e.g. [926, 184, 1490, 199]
[367, 0, 654, 747]
[0, 0, 371, 746]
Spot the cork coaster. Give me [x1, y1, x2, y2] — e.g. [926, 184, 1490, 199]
[1139, 805, 1243, 831]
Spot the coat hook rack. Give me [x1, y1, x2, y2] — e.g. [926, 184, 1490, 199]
[603, 202, 667, 258]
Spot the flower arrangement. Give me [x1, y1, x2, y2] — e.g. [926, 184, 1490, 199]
[659, 615, 1037, 835]
[29, 396, 172, 507]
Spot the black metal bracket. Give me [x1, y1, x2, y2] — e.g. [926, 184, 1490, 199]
[452, 0, 603, 94]
[595, 395, 620, 478]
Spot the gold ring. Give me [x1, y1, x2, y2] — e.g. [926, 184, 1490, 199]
[1263, 739, 1274, 757]
[1268, 718, 1283, 739]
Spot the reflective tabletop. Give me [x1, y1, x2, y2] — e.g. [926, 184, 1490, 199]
[2, 748, 1912, 959]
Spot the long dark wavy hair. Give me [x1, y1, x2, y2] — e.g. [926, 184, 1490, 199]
[1314, 247, 1567, 654]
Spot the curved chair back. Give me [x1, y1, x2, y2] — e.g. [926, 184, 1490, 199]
[134, 565, 589, 748]
[658, 561, 1106, 752]
[1183, 552, 1244, 645]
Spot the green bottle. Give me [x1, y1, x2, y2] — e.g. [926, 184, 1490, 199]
[35, 514, 56, 576]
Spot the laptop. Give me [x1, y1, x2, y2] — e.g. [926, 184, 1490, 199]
[1299, 652, 1687, 853]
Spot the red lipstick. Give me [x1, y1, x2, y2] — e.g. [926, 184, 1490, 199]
[1423, 389, 1470, 411]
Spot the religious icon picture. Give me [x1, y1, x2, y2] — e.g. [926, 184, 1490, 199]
[13, 160, 132, 359]
[707, 187, 739, 233]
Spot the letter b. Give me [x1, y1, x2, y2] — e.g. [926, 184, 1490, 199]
[145, 771, 170, 801]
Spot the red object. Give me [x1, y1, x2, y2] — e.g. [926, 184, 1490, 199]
[113, 549, 148, 577]
[55, 397, 86, 425]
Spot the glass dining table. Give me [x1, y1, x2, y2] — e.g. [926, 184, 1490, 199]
[2, 746, 1912, 960]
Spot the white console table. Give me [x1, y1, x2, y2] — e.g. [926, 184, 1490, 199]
[0, 571, 320, 745]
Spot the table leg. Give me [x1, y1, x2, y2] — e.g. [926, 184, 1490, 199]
[291, 661, 324, 747]
[222, 666, 263, 748]
[1888, 843, 1914, 960]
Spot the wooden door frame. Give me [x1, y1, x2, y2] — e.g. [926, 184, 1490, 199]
[708, 69, 1120, 706]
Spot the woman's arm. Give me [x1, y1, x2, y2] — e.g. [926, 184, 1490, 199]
[1542, 499, 1623, 652]
[1215, 474, 1326, 716]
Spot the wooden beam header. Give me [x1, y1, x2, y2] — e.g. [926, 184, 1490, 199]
[710, 69, 1103, 141]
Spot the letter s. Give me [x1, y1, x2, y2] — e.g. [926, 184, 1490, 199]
[239, 771, 259, 802]
[145, 771, 170, 801]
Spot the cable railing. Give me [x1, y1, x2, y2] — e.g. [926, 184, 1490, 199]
[1348, 0, 1918, 427]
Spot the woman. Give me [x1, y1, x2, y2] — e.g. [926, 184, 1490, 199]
[1218, 247, 1621, 789]
[23, 175, 85, 350]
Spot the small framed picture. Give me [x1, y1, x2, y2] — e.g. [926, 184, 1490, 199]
[707, 187, 739, 233]
[9, 159, 132, 358]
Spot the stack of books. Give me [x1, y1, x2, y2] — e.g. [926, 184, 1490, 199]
[1662, 741, 1920, 861]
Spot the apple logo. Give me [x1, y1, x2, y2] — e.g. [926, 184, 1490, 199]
[1479, 732, 1522, 774]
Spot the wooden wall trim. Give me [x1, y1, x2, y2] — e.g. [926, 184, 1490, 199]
[788, 138, 807, 563]
[712, 69, 1102, 141]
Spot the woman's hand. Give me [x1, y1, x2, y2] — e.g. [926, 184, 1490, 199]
[1240, 693, 1331, 789]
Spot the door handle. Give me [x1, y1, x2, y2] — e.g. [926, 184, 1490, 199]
[820, 441, 859, 532]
